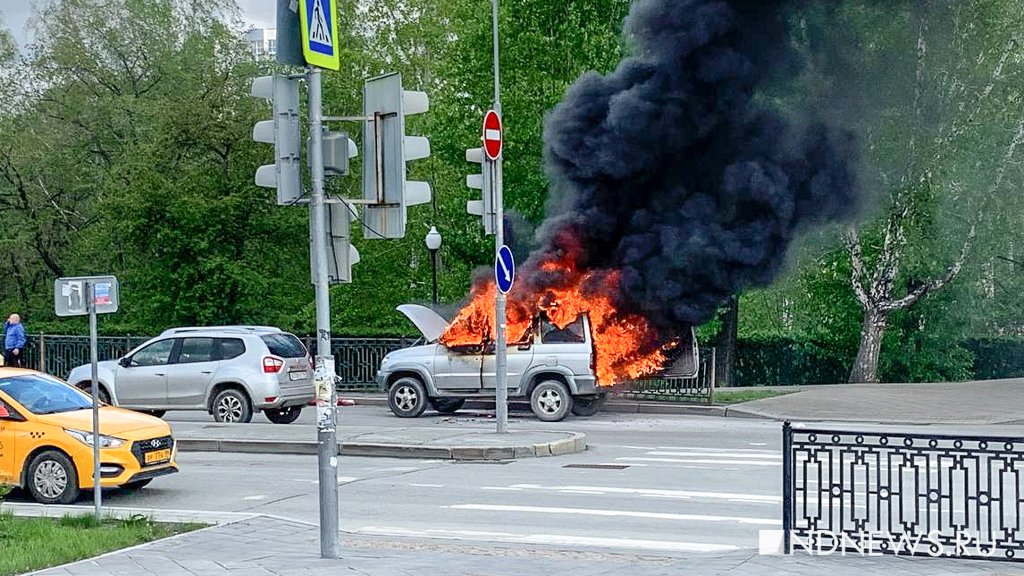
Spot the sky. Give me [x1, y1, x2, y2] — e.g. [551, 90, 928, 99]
[0, 0, 275, 50]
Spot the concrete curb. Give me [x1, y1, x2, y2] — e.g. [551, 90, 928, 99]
[346, 394, 747, 419]
[178, 432, 586, 461]
[0, 502, 256, 525]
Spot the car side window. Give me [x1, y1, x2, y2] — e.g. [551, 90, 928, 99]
[131, 339, 176, 367]
[540, 316, 586, 344]
[217, 338, 246, 360]
[177, 338, 215, 364]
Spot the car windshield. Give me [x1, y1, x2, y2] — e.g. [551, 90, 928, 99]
[0, 374, 93, 414]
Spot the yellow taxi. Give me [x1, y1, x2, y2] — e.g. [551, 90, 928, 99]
[0, 367, 178, 504]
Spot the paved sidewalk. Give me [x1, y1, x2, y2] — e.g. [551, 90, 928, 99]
[173, 421, 586, 460]
[727, 380, 1024, 425]
[32, 515, 1024, 576]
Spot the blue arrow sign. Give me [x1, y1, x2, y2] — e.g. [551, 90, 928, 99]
[495, 245, 515, 294]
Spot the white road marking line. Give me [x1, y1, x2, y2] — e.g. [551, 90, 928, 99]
[508, 484, 780, 503]
[559, 490, 604, 495]
[647, 451, 781, 460]
[354, 526, 739, 553]
[337, 476, 359, 484]
[617, 457, 781, 466]
[373, 466, 421, 472]
[242, 495, 267, 501]
[408, 483, 444, 488]
[749, 443, 768, 446]
[480, 486, 523, 492]
[445, 504, 780, 526]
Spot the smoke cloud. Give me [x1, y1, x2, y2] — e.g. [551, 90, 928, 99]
[527, 0, 859, 335]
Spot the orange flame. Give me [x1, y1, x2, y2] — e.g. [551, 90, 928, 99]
[441, 257, 669, 385]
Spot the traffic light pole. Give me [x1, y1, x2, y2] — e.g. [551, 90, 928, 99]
[307, 66, 340, 558]
[491, 0, 508, 434]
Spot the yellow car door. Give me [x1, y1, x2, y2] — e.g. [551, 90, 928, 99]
[0, 397, 17, 485]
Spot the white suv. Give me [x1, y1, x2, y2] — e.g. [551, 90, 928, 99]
[68, 326, 314, 424]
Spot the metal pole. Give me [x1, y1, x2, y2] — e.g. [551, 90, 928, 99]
[430, 249, 438, 306]
[490, 0, 508, 435]
[782, 420, 793, 554]
[308, 66, 340, 559]
[87, 281, 101, 522]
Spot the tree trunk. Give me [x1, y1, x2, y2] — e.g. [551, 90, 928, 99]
[716, 295, 738, 387]
[849, 308, 888, 383]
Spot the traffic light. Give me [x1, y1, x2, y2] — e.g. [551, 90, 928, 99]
[361, 73, 430, 239]
[465, 147, 496, 235]
[309, 131, 358, 176]
[310, 200, 361, 283]
[251, 74, 302, 205]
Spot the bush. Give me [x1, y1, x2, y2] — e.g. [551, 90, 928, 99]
[734, 337, 853, 386]
[965, 338, 1024, 380]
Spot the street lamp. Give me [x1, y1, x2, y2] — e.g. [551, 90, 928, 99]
[425, 226, 442, 305]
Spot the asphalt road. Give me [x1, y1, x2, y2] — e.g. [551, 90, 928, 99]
[10, 406, 786, 555]
[10, 406, 1020, 557]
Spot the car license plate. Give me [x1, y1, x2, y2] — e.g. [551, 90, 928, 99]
[289, 371, 308, 381]
[145, 449, 171, 464]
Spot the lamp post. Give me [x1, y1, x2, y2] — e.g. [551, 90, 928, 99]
[425, 226, 442, 306]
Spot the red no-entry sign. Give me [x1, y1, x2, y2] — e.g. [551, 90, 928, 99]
[483, 110, 502, 160]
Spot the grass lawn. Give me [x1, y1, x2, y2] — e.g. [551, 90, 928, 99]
[712, 388, 793, 405]
[0, 512, 202, 575]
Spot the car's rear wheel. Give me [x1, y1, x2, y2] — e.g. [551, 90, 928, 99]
[266, 406, 303, 424]
[141, 410, 166, 418]
[27, 450, 80, 505]
[388, 377, 428, 418]
[429, 397, 466, 414]
[570, 394, 606, 417]
[212, 388, 253, 423]
[530, 381, 573, 422]
[122, 479, 153, 491]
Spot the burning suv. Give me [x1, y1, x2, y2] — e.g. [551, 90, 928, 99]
[377, 305, 698, 422]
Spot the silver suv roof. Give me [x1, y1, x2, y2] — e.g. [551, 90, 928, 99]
[159, 326, 283, 337]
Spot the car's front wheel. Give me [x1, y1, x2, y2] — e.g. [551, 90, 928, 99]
[265, 406, 303, 424]
[27, 450, 80, 505]
[429, 397, 466, 414]
[530, 381, 573, 422]
[388, 377, 428, 418]
[82, 383, 111, 405]
[212, 388, 253, 423]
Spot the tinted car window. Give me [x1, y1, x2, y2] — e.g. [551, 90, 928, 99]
[217, 338, 246, 360]
[178, 338, 215, 364]
[260, 333, 307, 358]
[131, 339, 176, 367]
[541, 316, 586, 344]
[0, 374, 92, 414]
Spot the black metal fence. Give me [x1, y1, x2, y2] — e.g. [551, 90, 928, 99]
[20, 334, 715, 398]
[782, 422, 1024, 561]
[20, 334, 415, 390]
[616, 347, 716, 404]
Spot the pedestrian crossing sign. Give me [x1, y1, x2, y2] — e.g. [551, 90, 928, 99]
[299, 0, 340, 70]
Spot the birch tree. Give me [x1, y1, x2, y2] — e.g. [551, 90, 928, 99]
[838, 1, 1024, 382]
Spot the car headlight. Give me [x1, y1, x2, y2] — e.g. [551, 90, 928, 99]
[64, 429, 126, 449]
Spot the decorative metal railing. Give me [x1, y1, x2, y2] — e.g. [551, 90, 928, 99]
[783, 422, 1024, 561]
[21, 334, 414, 389]
[616, 347, 716, 403]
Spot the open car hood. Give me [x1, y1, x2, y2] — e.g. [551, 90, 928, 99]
[396, 304, 449, 342]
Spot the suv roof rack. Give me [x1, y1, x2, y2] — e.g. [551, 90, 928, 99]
[159, 325, 282, 336]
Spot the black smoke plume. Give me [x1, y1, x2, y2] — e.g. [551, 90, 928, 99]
[528, 0, 858, 335]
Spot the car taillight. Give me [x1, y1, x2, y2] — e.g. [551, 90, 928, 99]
[263, 356, 285, 373]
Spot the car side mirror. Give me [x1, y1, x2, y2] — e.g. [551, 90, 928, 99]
[118, 357, 131, 368]
[517, 342, 532, 351]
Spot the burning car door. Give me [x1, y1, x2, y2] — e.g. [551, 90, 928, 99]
[395, 304, 482, 391]
[480, 329, 536, 390]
